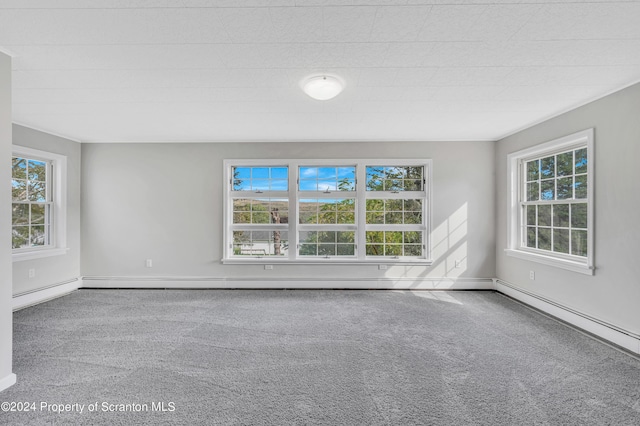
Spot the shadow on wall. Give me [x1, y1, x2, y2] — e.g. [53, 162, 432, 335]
[385, 202, 468, 289]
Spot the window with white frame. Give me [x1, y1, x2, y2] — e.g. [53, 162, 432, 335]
[11, 146, 67, 261]
[224, 160, 431, 263]
[231, 166, 289, 257]
[364, 166, 425, 257]
[506, 129, 594, 274]
[298, 166, 356, 258]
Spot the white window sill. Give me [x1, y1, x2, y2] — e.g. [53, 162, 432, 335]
[13, 247, 69, 262]
[504, 249, 594, 275]
[222, 258, 433, 266]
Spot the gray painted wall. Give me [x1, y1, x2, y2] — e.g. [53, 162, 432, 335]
[12, 125, 81, 295]
[81, 141, 496, 282]
[496, 82, 640, 335]
[1, 52, 14, 388]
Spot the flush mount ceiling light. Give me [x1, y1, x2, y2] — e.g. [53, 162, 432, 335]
[302, 75, 345, 100]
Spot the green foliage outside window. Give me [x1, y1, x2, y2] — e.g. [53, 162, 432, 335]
[12, 157, 49, 249]
[523, 147, 588, 257]
[230, 164, 426, 259]
[366, 166, 423, 191]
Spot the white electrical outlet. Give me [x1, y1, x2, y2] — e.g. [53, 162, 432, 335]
[529, 270, 535, 280]
[145, 259, 153, 268]
[264, 265, 273, 270]
[28, 268, 36, 278]
[455, 260, 462, 268]
[378, 264, 387, 270]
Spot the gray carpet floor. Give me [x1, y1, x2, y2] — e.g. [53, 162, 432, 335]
[1, 289, 639, 425]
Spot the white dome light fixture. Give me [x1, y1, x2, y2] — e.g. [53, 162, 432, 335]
[302, 75, 344, 101]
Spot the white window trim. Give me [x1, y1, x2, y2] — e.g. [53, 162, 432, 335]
[505, 129, 594, 275]
[12, 145, 68, 262]
[222, 159, 433, 265]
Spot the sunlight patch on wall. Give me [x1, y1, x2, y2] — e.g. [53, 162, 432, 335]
[430, 203, 468, 277]
[391, 290, 464, 305]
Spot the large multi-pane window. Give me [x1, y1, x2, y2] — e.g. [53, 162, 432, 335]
[11, 146, 67, 261]
[224, 160, 431, 263]
[506, 129, 594, 274]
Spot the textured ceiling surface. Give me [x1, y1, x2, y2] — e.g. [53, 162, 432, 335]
[1, 0, 640, 143]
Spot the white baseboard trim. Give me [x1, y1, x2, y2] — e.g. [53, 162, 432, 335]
[494, 279, 640, 356]
[13, 278, 81, 311]
[0, 373, 17, 393]
[81, 276, 494, 290]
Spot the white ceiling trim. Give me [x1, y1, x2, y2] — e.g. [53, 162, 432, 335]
[77, 137, 497, 144]
[13, 121, 83, 144]
[0, 46, 17, 57]
[495, 76, 640, 141]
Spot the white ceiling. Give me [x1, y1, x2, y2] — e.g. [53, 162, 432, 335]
[1, 0, 640, 143]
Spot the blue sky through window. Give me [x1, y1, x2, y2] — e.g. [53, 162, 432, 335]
[299, 166, 355, 191]
[232, 166, 288, 191]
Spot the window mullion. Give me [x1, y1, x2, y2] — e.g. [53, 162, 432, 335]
[47, 161, 52, 202]
[356, 164, 367, 260]
[290, 160, 299, 261]
[524, 160, 532, 250]
[298, 224, 357, 231]
[48, 177, 55, 247]
[365, 224, 423, 231]
[299, 191, 356, 199]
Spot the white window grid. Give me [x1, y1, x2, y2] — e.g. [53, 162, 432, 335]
[11, 145, 68, 262]
[519, 146, 589, 261]
[505, 128, 594, 274]
[11, 155, 53, 250]
[223, 159, 432, 264]
[229, 165, 289, 258]
[297, 191, 358, 259]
